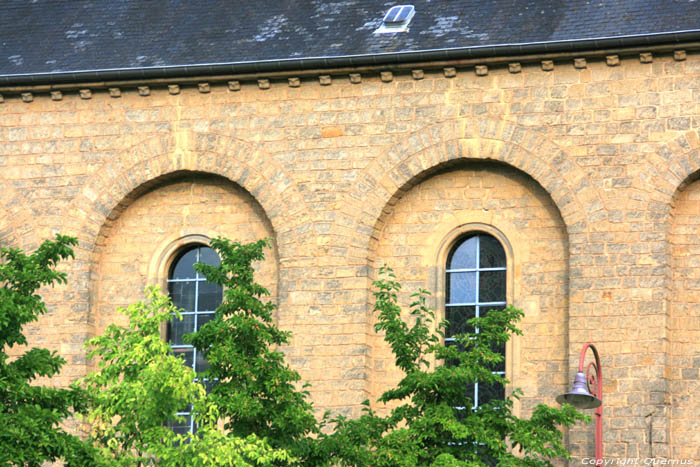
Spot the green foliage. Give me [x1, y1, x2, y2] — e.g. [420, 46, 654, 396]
[323, 266, 587, 466]
[82, 286, 291, 466]
[83, 286, 203, 464]
[0, 235, 98, 465]
[156, 427, 295, 466]
[187, 238, 322, 464]
[8, 236, 584, 466]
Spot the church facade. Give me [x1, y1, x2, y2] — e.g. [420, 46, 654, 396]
[1, 1, 700, 462]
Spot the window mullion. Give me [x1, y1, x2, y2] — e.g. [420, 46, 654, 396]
[446, 266, 506, 273]
[475, 236, 481, 346]
[193, 279, 200, 372]
[445, 233, 506, 411]
[167, 245, 223, 436]
[446, 301, 506, 307]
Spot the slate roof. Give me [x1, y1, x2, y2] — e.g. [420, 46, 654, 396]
[1, 0, 700, 83]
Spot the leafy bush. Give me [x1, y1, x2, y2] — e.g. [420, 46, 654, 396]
[3, 236, 584, 466]
[186, 238, 323, 464]
[82, 286, 293, 466]
[321, 266, 587, 466]
[0, 235, 98, 465]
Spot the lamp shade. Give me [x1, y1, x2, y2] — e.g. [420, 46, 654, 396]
[556, 371, 602, 409]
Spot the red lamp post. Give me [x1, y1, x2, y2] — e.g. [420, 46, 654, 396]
[556, 343, 603, 463]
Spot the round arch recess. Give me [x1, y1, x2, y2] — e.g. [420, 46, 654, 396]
[635, 130, 700, 460]
[62, 130, 307, 263]
[86, 171, 279, 341]
[56, 130, 302, 340]
[366, 160, 571, 413]
[338, 117, 585, 408]
[666, 169, 700, 460]
[339, 117, 592, 269]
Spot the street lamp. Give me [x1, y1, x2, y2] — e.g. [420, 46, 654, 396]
[556, 342, 603, 463]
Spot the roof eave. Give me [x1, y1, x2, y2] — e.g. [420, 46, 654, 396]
[1, 30, 700, 87]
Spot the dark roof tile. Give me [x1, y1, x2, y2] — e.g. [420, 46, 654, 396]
[1, 0, 699, 77]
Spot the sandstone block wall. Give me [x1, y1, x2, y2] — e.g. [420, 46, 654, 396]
[2, 50, 700, 461]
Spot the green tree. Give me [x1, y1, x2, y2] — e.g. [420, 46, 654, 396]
[187, 238, 323, 464]
[11, 235, 583, 466]
[323, 266, 587, 466]
[82, 286, 293, 466]
[0, 234, 98, 465]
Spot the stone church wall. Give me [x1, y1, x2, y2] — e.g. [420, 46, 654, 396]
[2, 50, 700, 461]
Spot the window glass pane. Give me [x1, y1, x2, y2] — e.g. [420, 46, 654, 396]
[448, 236, 477, 270]
[198, 282, 222, 312]
[195, 349, 210, 374]
[480, 304, 505, 316]
[479, 270, 506, 303]
[479, 235, 506, 268]
[166, 415, 192, 437]
[169, 281, 196, 312]
[444, 340, 462, 368]
[202, 379, 216, 394]
[168, 314, 195, 346]
[180, 403, 194, 414]
[464, 383, 475, 409]
[455, 406, 468, 422]
[445, 305, 476, 337]
[447, 271, 476, 303]
[173, 348, 194, 369]
[488, 342, 506, 373]
[198, 247, 221, 267]
[477, 381, 504, 406]
[197, 312, 215, 331]
[171, 248, 198, 280]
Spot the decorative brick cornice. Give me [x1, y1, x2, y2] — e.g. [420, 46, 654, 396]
[0, 46, 696, 101]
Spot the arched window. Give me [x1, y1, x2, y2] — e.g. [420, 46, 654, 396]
[445, 233, 506, 409]
[166, 244, 222, 434]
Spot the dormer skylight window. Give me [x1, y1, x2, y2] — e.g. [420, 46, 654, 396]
[374, 5, 415, 34]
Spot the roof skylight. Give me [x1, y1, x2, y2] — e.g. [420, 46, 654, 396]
[374, 5, 415, 34]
